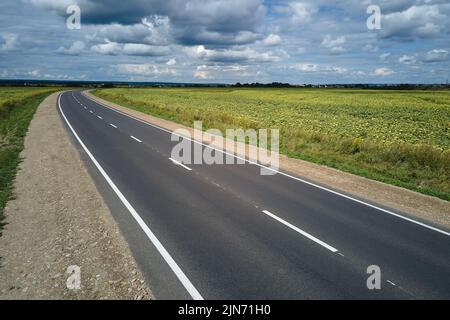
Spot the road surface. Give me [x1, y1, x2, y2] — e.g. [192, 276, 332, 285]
[57, 90, 450, 299]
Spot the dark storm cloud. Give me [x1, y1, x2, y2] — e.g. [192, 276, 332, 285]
[30, 0, 267, 45]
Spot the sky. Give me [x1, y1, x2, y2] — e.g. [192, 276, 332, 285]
[0, 0, 449, 84]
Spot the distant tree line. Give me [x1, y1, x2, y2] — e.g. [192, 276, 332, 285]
[232, 82, 450, 90]
[0, 79, 449, 90]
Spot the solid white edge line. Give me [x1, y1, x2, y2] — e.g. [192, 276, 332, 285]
[80, 91, 450, 237]
[262, 210, 338, 252]
[58, 93, 203, 300]
[110, 123, 117, 128]
[130, 135, 142, 143]
[169, 157, 193, 171]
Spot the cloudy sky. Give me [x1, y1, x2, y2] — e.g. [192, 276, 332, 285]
[0, 0, 449, 84]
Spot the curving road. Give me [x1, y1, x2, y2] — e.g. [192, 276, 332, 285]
[57, 90, 450, 299]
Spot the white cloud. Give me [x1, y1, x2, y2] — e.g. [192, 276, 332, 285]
[330, 46, 346, 55]
[91, 41, 122, 55]
[116, 63, 176, 76]
[263, 34, 281, 46]
[321, 35, 346, 55]
[293, 63, 318, 72]
[193, 70, 211, 79]
[191, 64, 253, 80]
[423, 49, 448, 62]
[293, 63, 352, 75]
[381, 5, 448, 40]
[186, 30, 262, 46]
[122, 43, 169, 56]
[288, 2, 318, 25]
[399, 55, 417, 65]
[374, 67, 394, 76]
[321, 35, 346, 48]
[91, 41, 169, 56]
[57, 41, 85, 55]
[166, 58, 177, 66]
[27, 69, 41, 77]
[184, 45, 280, 63]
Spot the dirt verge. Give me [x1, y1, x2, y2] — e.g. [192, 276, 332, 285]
[86, 90, 450, 229]
[0, 92, 152, 299]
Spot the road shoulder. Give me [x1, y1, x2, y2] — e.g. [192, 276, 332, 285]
[86, 90, 450, 230]
[0, 92, 152, 299]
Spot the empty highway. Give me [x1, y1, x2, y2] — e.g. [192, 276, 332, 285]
[57, 90, 450, 299]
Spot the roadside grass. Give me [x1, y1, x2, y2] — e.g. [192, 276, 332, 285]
[0, 88, 60, 236]
[93, 88, 450, 201]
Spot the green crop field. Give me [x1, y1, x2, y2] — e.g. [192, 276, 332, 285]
[0, 87, 60, 235]
[93, 88, 450, 201]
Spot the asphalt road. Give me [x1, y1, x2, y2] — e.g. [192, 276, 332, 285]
[58, 90, 450, 299]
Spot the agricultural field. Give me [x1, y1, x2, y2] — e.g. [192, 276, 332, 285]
[0, 87, 60, 235]
[94, 87, 450, 201]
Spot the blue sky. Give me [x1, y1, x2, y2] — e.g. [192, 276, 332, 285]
[0, 0, 449, 84]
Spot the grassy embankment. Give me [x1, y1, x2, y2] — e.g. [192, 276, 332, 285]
[0, 87, 60, 235]
[93, 88, 450, 201]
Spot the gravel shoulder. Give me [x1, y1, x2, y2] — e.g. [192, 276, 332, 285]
[87, 90, 450, 230]
[0, 92, 152, 299]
